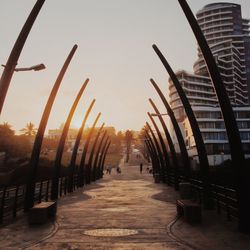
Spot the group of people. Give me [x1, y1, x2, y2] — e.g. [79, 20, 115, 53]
[139, 162, 152, 174]
[106, 165, 121, 175]
[106, 165, 112, 174]
[105, 162, 152, 176]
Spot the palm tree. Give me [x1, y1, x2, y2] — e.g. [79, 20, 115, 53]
[20, 122, 37, 136]
[124, 130, 134, 163]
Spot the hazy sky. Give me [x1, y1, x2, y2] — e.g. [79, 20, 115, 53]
[1, 0, 250, 133]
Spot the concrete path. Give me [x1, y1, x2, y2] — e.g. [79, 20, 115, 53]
[1, 156, 250, 249]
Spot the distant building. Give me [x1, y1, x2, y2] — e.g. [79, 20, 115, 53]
[169, 2, 250, 165]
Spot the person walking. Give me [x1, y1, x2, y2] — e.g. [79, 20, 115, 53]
[140, 162, 143, 174]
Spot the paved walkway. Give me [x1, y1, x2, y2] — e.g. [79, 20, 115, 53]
[1, 156, 250, 249]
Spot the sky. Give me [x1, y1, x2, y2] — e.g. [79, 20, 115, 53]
[0, 0, 250, 133]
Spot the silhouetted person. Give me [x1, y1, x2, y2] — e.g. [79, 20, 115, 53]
[140, 163, 143, 173]
[108, 166, 112, 175]
[116, 166, 121, 174]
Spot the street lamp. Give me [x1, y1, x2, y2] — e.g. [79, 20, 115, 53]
[1, 63, 46, 72]
[150, 113, 168, 117]
[0, 0, 46, 114]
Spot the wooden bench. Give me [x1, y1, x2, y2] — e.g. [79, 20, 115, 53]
[28, 201, 57, 225]
[176, 199, 201, 224]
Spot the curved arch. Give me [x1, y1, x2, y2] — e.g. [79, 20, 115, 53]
[79, 112, 101, 185]
[0, 0, 46, 113]
[150, 79, 190, 174]
[92, 131, 107, 180]
[100, 140, 112, 176]
[145, 123, 165, 182]
[67, 99, 96, 193]
[144, 132, 159, 176]
[87, 123, 105, 181]
[51, 79, 89, 200]
[177, 0, 248, 231]
[149, 98, 182, 188]
[144, 138, 157, 172]
[97, 136, 109, 178]
[144, 126, 161, 177]
[24, 45, 78, 210]
[147, 112, 171, 186]
[152, 45, 212, 209]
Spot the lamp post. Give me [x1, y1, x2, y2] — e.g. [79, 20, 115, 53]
[1, 63, 46, 72]
[0, 0, 46, 114]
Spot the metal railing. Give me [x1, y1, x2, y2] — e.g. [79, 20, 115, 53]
[176, 176, 238, 220]
[0, 174, 81, 224]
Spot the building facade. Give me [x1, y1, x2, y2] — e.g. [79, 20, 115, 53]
[169, 2, 250, 166]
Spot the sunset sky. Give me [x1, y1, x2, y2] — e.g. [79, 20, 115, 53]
[1, 0, 250, 133]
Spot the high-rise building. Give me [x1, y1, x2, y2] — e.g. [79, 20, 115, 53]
[169, 2, 250, 166]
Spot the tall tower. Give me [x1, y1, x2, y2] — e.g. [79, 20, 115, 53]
[194, 2, 250, 105]
[169, 2, 250, 165]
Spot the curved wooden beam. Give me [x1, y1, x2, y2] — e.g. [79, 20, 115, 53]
[67, 99, 96, 193]
[144, 133, 159, 176]
[79, 112, 101, 185]
[177, 0, 248, 231]
[147, 112, 172, 186]
[92, 131, 107, 180]
[143, 126, 161, 176]
[145, 122, 166, 182]
[96, 136, 109, 178]
[152, 45, 212, 209]
[149, 98, 182, 188]
[24, 45, 78, 210]
[150, 79, 190, 175]
[0, 0, 46, 114]
[88, 123, 105, 181]
[144, 138, 157, 172]
[100, 140, 112, 176]
[51, 79, 89, 200]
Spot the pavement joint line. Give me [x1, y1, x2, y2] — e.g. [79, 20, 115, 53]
[166, 215, 198, 250]
[21, 220, 59, 250]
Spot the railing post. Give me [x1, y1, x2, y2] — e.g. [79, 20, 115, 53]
[0, 186, 7, 224]
[13, 185, 20, 218]
[38, 181, 43, 203]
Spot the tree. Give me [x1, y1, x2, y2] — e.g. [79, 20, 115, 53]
[124, 130, 134, 163]
[0, 122, 15, 160]
[20, 122, 37, 136]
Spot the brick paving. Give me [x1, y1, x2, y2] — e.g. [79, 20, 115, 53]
[0, 154, 250, 249]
